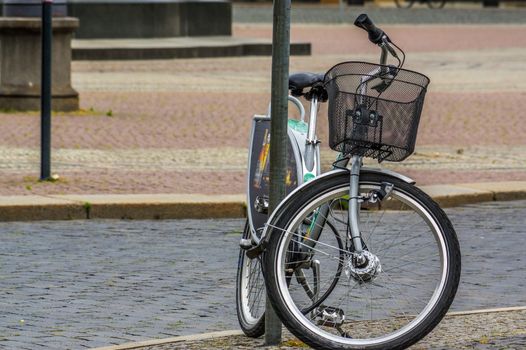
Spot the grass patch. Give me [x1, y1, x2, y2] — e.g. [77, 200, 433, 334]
[478, 335, 490, 344]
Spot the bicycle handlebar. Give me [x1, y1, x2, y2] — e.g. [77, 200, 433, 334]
[354, 14, 385, 45]
[354, 14, 399, 63]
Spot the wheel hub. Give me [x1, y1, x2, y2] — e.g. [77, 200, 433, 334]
[345, 251, 381, 282]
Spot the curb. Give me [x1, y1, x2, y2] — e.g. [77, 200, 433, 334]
[91, 306, 526, 350]
[421, 181, 526, 208]
[0, 181, 525, 222]
[0, 194, 246, 222]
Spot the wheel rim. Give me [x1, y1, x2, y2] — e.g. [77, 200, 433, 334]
[239, 254, 265, 325]
[274, 183, 449, 346]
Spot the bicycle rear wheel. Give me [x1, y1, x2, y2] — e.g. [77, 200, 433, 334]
[264, 171, 461, 350]
[394, 0, 415, 8]
[236, 221, 265, 337]
[427, 0, 446, 8]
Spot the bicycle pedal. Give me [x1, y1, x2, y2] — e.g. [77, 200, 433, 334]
[239, 238, 253, 250]
[315, 305, 345, 327]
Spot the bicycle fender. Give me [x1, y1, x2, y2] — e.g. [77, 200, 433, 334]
[361, 166, 416, 185]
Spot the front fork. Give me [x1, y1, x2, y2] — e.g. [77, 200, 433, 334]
[348, 155, 364, 253]
[295, 155, 364, 310]
[302, 155, 364, 254]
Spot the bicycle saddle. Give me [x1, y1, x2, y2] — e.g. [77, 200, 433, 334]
[289, 72, 325, 91]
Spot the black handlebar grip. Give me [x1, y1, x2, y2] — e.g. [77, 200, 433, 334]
[354, 14, 385, 45]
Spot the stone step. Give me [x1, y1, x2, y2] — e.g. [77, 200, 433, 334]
[72, 37, 311, 60]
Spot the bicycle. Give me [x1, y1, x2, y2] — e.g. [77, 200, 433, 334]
[237, 13, 461, 349]
[236, 71, 325, 336]
[395, 0, 446, 8]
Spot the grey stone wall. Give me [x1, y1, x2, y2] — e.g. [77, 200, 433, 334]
[67, 0, 232, 39]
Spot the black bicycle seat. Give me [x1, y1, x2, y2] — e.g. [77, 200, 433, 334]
[289, 72, 324, 91]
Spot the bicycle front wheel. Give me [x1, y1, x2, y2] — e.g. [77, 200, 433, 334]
[264, 171, 461, 350]
[236, 221, 265, 337]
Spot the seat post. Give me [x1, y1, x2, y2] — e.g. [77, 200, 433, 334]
[307, 96, 318, 144]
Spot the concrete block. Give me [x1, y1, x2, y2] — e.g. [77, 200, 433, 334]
[0, 17, 79, 111]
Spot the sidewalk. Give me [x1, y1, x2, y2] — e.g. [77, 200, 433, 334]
[1, 24, 525, 197]
[95, 307, 526, 349]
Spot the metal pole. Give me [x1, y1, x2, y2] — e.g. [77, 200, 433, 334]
[40, 0, 53, 180]
[265, 0, 291, 345]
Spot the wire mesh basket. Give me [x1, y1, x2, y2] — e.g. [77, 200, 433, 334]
[324, 61, 430, 162]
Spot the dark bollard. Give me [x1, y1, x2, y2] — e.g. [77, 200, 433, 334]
[40, 0, 53, 181]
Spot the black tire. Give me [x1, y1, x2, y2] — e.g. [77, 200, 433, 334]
[236, 221, 265, 337]
[394, 0, 415, 8]
[264, 171, 461, 350]
[427, 0, 446, 8]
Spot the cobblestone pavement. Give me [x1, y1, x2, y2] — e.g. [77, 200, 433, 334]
[0, 200, 525, 349]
